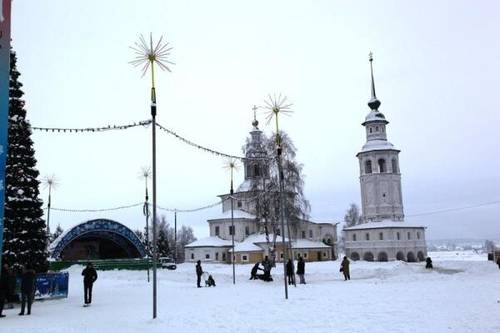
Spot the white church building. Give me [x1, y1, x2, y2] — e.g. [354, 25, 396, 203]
[343, 54, 427, 262]
[185, 117, 337, 264]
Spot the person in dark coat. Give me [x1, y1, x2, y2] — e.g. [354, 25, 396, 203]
[261, 256, 273, 282]
[19, 265, 36, 315]
[425, 257, 433, 269]
[296, 256, 306, 284]
[340, 256, 350, 281]
[0, 263, 11, 318]
[195, 260, 203, 288]
[496, 258, 500, 269]
[82, 262, 98, 305]
[286, 259, 294, 285]
[250, 262, 262, 280]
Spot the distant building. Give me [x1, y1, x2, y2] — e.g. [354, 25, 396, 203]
[185, 116, 337, 263]
[343, 54, 427, 262]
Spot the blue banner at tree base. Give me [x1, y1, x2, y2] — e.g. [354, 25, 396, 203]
[14, 272, 69, 300]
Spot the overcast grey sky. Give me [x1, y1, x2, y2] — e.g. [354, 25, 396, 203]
[11, 0, 500, 240]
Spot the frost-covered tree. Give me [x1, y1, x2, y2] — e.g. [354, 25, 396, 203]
[2, 51, 48, 272]
[243, 131, 310, 239]
[344, 203, 361, 227]
[49, 224, 64, 243]
[176, 225, 196, 263]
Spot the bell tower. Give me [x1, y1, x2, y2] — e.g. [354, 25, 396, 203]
[357, 53, 404, 222]
[243, 106, 269, 181]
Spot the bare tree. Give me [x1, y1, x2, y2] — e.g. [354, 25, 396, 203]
[344, 203, 361, 227]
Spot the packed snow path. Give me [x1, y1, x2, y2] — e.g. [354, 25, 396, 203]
[2, 252, 500, 333]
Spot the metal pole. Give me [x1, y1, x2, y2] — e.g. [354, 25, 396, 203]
[46, 184, 52, 240]
[145, 179, 150, 283]
[274, 116, 288, 299]
[150, 49, 158, 319]
[230, 168, 235, 284]
[174, 210, 177, 264]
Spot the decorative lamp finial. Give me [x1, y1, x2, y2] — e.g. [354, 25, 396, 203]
[368, 51, 381, 110]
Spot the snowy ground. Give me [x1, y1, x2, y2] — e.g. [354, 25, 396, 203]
[2, 251, 500, 333]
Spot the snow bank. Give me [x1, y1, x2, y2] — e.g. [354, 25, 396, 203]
[2, 252, 500, 333]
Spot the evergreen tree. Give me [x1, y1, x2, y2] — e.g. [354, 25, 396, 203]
[2, 51, 48, 272]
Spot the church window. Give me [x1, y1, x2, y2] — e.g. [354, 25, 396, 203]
[407, 232, 411, 240]
[229, 226, 235, 235]
[216, 252, 219, 260]
[382, 127, 385, 132]
[206, 254, 210, 259]
[378, 159, 386, 173]
[191, 253, 194, 260]
[242, 255, 248, 262]
[397, 232, 400, 240]
[254, 164, 260, 177]
[309, 230, 313, 238]
[379, 232, 383, 240]
[366, 233, 370, 241]
[376, 126, 379, 132]
[237, 201, 242, 208]
[353, 234, 357, 241]
[301, 231, 306, 238]
[417, 232, 420, 239]
[215, 226, 220, 236]
[222, 253, 226, 261]
[245, 226, 250, 236]
[369, 127, 373, 133]
[392, 158, 398, 173]
[365, 160, 372, 174]
[304, 253, 308, 258]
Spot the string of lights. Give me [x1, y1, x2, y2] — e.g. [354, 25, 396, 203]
[49, 202, 143, 212]
[30, 120, 152, 133]
[155, 122, 270, 161]
[45, 198, 229, 214]
[158, 197, 229, 213]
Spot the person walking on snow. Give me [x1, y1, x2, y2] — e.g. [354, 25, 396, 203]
[496, 257, 500, 269]
[0, 263, 11, 318]
[82, 262, 98, 306]
[19, 265, 36, 315]
[296, 256, 306, 284]
[196, 260, 203, 288]
[340, 256, 350, 281]
[286, 259, 294, 285]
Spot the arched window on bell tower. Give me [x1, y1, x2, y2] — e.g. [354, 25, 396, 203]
[365, 160, 372, 174]
[378, 159, 386, 173]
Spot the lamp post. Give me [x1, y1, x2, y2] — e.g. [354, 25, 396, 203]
[130, 33, 173, 319]
[263, 94, 293, 299]
[42, 175, 58, 244]
[224, 159, 239, 284]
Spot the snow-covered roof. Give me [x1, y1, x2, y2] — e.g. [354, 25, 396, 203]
[292, 239, 331, 249]
[363, 110, 388, 124]
[236, 179, 264, 192]
[343, 220, 426, 231]
[248, 233, 289, 244]
[359, 139, 398, 153]
[184, 236, 233, 248]
[207, 209, 256, 221]
[230, 240, 263, 252]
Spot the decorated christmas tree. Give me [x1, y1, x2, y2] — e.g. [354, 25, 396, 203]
[2, 51, 48, 272]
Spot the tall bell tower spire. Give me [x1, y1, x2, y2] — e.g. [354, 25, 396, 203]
[368, 52, 381, 111]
